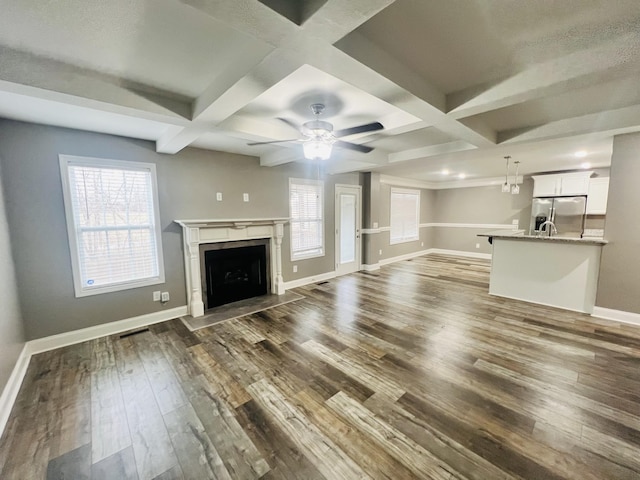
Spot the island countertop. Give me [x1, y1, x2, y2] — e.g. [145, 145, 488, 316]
[478, 230, 607, 246]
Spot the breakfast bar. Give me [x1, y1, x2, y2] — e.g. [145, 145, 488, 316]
[478, 231, 607, 314]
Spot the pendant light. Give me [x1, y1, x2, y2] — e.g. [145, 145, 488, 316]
[501, 156, 511, 193]
[511, 160, 520, 195]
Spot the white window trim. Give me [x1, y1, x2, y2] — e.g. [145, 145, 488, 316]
[59, 155, 165, 297]
[289, 177, 325, 261]
[390, 187, 421, 245]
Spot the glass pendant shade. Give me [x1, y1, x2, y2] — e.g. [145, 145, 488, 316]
[303, 139, 333, 160]
[511, 160, 520, 195]
[502, 156, 511, 193]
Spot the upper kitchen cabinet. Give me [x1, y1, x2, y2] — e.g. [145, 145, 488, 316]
[532, 172, 593, 197]
[586, 177, 610, 214]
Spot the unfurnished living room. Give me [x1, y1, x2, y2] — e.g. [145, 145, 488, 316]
[2, 1, 640, 479]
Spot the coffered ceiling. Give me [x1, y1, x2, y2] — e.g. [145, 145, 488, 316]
[1, 0, 639, 183]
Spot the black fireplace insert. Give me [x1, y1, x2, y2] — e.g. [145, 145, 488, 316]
[201, 240, 270, 309]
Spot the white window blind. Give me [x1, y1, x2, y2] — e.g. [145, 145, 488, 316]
[60, 156, 165, 297]
[289, 178, 324, 260]
[390, 188, 420, 244]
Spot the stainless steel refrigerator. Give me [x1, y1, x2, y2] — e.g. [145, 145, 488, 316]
[529, 196, 587, 238]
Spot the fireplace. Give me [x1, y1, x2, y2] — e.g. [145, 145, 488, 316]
[175, 218, 288, 317]
[200, 239, 270, 310]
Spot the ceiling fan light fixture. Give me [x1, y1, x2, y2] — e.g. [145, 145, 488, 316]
[303, 139, 333, 160]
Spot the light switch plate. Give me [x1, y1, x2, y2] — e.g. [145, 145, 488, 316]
[243, 193, 249, 202]
[373, 222, 379, 229]
[216, 192, 222, 201]
[153, 291, 161, 302]
[161, 292, 170, 302]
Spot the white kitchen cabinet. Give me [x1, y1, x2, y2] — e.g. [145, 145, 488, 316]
[586, 177, 609, 214]
[532, 172, 592, 197]
[532, 175, 559, 197]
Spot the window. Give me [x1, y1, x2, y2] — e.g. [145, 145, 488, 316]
[289, 178, 324, 260]
[390, 187, 420, 244]
[59, 155, 165, 297]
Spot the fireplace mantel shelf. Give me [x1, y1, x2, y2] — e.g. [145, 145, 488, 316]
[175, 217, 288, 318]
[176, 218, 289, 229]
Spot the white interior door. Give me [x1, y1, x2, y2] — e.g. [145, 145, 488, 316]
[335, 185, 361, 276]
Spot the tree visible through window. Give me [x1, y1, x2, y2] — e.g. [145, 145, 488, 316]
[390, 187, 420, 244]
[289, 178, 324, 260]
[60, 155, 165, 297]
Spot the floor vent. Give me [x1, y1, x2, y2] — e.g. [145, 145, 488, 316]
[119, 328, 150, 339]
[316, 281, 330, 285]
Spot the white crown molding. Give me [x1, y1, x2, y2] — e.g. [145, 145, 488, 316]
[592, 306, 640, 326]
[379, 174, 524, 190]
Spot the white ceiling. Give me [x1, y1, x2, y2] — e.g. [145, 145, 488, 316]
[1, 0, 640, 184]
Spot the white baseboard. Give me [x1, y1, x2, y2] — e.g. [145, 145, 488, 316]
[27, 306, 188, 355]
[361, 263, 380, 272]
[592, 307, 640, 326]
[284, 271, 337, 290]
[0, 305, 187, 439]
[379, 249, 432, 266]
[428, 248, 492, 260]
[0, 344, 31, 441]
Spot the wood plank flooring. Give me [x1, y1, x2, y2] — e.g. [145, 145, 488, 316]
[2, 253, 640, 479]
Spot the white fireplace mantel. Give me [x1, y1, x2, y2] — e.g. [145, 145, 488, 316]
[175, 218, 289, 317]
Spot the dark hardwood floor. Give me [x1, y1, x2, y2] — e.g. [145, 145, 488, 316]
[2, 253, 640, 479]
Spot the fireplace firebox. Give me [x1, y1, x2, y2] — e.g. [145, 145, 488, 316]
[200, 239, 270, 310]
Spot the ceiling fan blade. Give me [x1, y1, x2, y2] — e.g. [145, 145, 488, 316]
[334, 140, 374, 154]
[334, 122, 384, 138]
[277, 117, 300, 132]
[247, 139, 299, 146]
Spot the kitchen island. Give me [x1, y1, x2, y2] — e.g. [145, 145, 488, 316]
[478, 231, 607, 313]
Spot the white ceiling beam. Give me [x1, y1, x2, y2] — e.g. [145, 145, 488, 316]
[328, 33, 496, 147]
[448, 31, 640, 119]
[499, 103, 640, 144]
[174, 0, 399, 156]
[0, 47, 191, 126]
[259, 145, 301, 167]
[156, 123, 218, 154]
[389, 140, 477, 163]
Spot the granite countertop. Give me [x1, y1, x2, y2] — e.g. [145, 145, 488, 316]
[477, 230, 607, 245]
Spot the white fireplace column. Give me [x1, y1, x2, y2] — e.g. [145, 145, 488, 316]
[175, 218, 289, 318]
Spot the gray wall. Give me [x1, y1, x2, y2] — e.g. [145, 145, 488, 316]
[0, 161, 25, 393]
[431, 179, 534, 255]
[0, 120, 357, 339]
[596, 132, 640, 313]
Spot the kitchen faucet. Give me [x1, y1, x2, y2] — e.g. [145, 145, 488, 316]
[539, 220, 557, 236]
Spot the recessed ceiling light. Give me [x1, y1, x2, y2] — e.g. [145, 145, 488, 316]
[458, 173, 466, 179]
[581, 162, 591, 169]
[575, 150, 587, 158]
[441, 169, 450, 175]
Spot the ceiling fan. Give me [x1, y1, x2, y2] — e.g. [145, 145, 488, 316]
[247, 103, 383, 160]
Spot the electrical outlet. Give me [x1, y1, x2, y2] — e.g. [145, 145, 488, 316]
[379, 249, 382, 255]
[293, 265, 298, 273]
[512, 219, 519, 225]
[421, 242, 424, 247]
[161, 292, 170, 302]
[243, 193, 249, 202]
[216, 192, 222, 201]
[153, 291, 161, 302]
[373, 222, 378, 229]
[475, 243, 480, 249]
